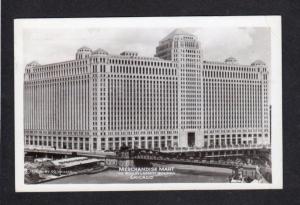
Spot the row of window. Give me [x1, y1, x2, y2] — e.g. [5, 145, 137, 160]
[31, 59, 89, 73]
[109, 58, 173, 67]
[204, 70, 260, 79]
[24, 135, 179, 150]
[203, 64, 265, 72]
[109, 65, 177, 76]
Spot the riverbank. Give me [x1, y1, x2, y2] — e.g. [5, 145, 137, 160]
[25, 161, 108, 184]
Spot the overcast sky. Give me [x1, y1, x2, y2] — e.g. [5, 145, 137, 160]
[23, 27, 270, 67]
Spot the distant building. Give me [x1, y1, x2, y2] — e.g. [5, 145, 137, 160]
[24, 29, 270, 152]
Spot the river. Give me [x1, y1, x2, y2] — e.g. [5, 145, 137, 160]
[45, 164, 232, 184]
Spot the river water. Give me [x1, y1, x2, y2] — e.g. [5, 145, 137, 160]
[45, 164, 232, 184]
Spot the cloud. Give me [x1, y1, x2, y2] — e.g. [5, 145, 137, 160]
[23, 28, 172, 65]
[193, 28, 254, 62]
[23, 27, 269, 67]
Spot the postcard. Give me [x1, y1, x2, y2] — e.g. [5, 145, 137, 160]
[14, 16, 282, 191]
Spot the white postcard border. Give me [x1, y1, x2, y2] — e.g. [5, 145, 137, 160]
[14, 16, 282, 192]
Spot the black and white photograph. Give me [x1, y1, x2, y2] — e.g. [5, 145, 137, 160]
[14, 16, 282, 191]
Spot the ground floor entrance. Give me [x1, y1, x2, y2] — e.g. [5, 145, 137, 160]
[187, 132, 195, 147]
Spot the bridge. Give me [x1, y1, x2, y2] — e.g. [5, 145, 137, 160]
[110, 154, 255, 170]
[111, 144, 270, 172]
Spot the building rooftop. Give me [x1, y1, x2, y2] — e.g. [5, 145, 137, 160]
[251, 60, 266, 66]
[77, 46, 92, 52]
[92, 48, 109, 55]
[51, 157, 102, 168]
[225, 57, 238, 64]
[161, 29, 194, 41]
[203, 59, 265, 68]
[25, 61, 40, 69]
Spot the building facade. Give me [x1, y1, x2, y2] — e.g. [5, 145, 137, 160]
[24, 29, 270, 152]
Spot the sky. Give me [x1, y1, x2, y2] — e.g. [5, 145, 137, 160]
[23, 27, 270, 67]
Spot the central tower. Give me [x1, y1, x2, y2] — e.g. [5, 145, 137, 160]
[156, 29, 203, 147]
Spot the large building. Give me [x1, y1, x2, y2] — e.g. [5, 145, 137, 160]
[24, 29, 270, 152]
